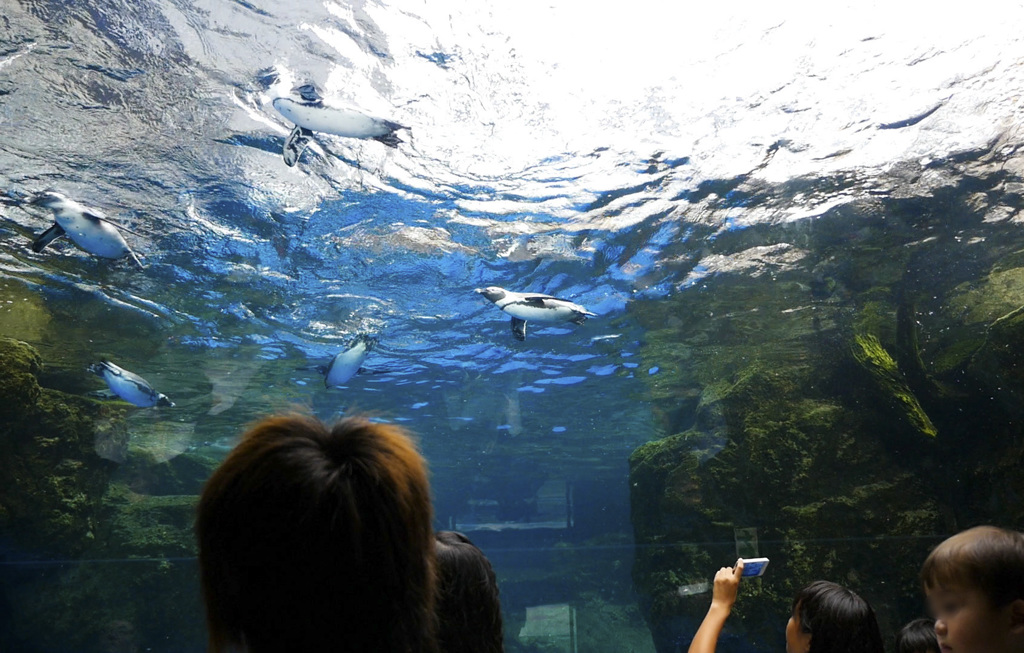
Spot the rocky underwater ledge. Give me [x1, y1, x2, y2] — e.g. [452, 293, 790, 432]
[0, 337, 207, 651]
[628, 142, 1024, 652]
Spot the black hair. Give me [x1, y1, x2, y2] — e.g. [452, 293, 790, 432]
[435, 530, 504, 653]
[894, 617, 938, 653]
[793, 580, 885, 653]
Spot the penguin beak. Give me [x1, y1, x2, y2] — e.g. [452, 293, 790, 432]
[474, 288, 484, 294]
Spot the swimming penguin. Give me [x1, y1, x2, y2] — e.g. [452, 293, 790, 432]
[272, 84, 406, 165]
[30, 191, 143, 267]
[317, 334, 379, 388]
[474, 286, 597, 341]
[88, 361, 174, 407]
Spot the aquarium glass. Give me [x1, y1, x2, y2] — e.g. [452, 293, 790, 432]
[2, 1, 1023, 651]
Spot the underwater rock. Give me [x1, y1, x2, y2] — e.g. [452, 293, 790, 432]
[6, 542, 205, 652]
[850, 333, 937, 438]
[0, 336, 43, 422]
[0, 337, 205, 649]
[95, 483, 198, 559]
[0, 337, 124, 557]
[629, 357, 941, 653]
[120, 449, 219, 496]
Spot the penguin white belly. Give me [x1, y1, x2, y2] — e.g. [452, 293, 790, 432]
[273, 98, 387, 138]
[325, 345, 369, 387]
[58, 216, 130, 259]
[101, 370, 157, 406]
[501, 303, 576, 323]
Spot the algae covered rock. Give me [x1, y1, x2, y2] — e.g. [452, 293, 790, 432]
[0, 336, 43, 423]
[850, 333, 937, 438]
[629, 353, 940, 653]
[0, 338, 208, 651]
[96, 482, 198, 559]
[0, 337, 125, 556]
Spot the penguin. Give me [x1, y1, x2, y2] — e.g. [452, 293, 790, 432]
[30, 191, 144, 267]
[317, 334, 379, 388]
[272, 84, 406, 166]
[88, 361, 174, 407]
[474, 286, 597, 341]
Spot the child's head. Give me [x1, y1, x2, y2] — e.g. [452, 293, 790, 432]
[434, 531, 504, 653]
[196, 414, 437, 653]
[894, 618, 938, 653]
[921, 525, 1024, 607]
[788, 581, 884, 653]
[921, 525, 1024, 653]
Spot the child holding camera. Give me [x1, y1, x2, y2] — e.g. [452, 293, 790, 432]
[687, 559, 884, 653]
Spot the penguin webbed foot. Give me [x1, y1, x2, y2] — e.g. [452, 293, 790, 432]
[510, 317, 527, 341]
[31, 224, 65, 252]
[570, 314, 589, 326]
[283, 126, 314, 167]
[372, 132, 404, 149]
[127, 250, 146, 269]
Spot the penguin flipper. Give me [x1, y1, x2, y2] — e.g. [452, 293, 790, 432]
[510, 317, 527, 341]
[32, 224, 65, 252]
[372, 132, 403, 148]
[283, 125, 313, 166]
[88, 213, 147, 239]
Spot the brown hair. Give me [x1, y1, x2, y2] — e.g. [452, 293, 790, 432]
[196, 413, 437, 653]
[434, 531, 504, 653]
[920, 525, 1024, 607]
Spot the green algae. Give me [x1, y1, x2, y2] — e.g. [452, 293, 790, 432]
[0, 337, 123, 555]
[853, 298, 896, 344]
[0, 338, 209, 651]
[0, 336, 43, 422]
[628, 282, 945, 645]
[97, 482, 198, 558]
[946, 267, 1024, 324]
[851, 333, 937, 438]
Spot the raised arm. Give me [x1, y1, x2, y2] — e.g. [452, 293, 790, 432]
[687, 559, 744, 653]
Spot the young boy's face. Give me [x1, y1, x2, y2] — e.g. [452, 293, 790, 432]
[926, 584, 1017, 653]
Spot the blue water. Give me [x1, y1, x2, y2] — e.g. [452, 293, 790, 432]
[3, 0, 1024, 651]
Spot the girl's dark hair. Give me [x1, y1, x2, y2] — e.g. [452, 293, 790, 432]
[793, 581, 885, 653]
[197, 414, 437, 653]
[894, 617, 938, 653]
[434, 531, 504, 653]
